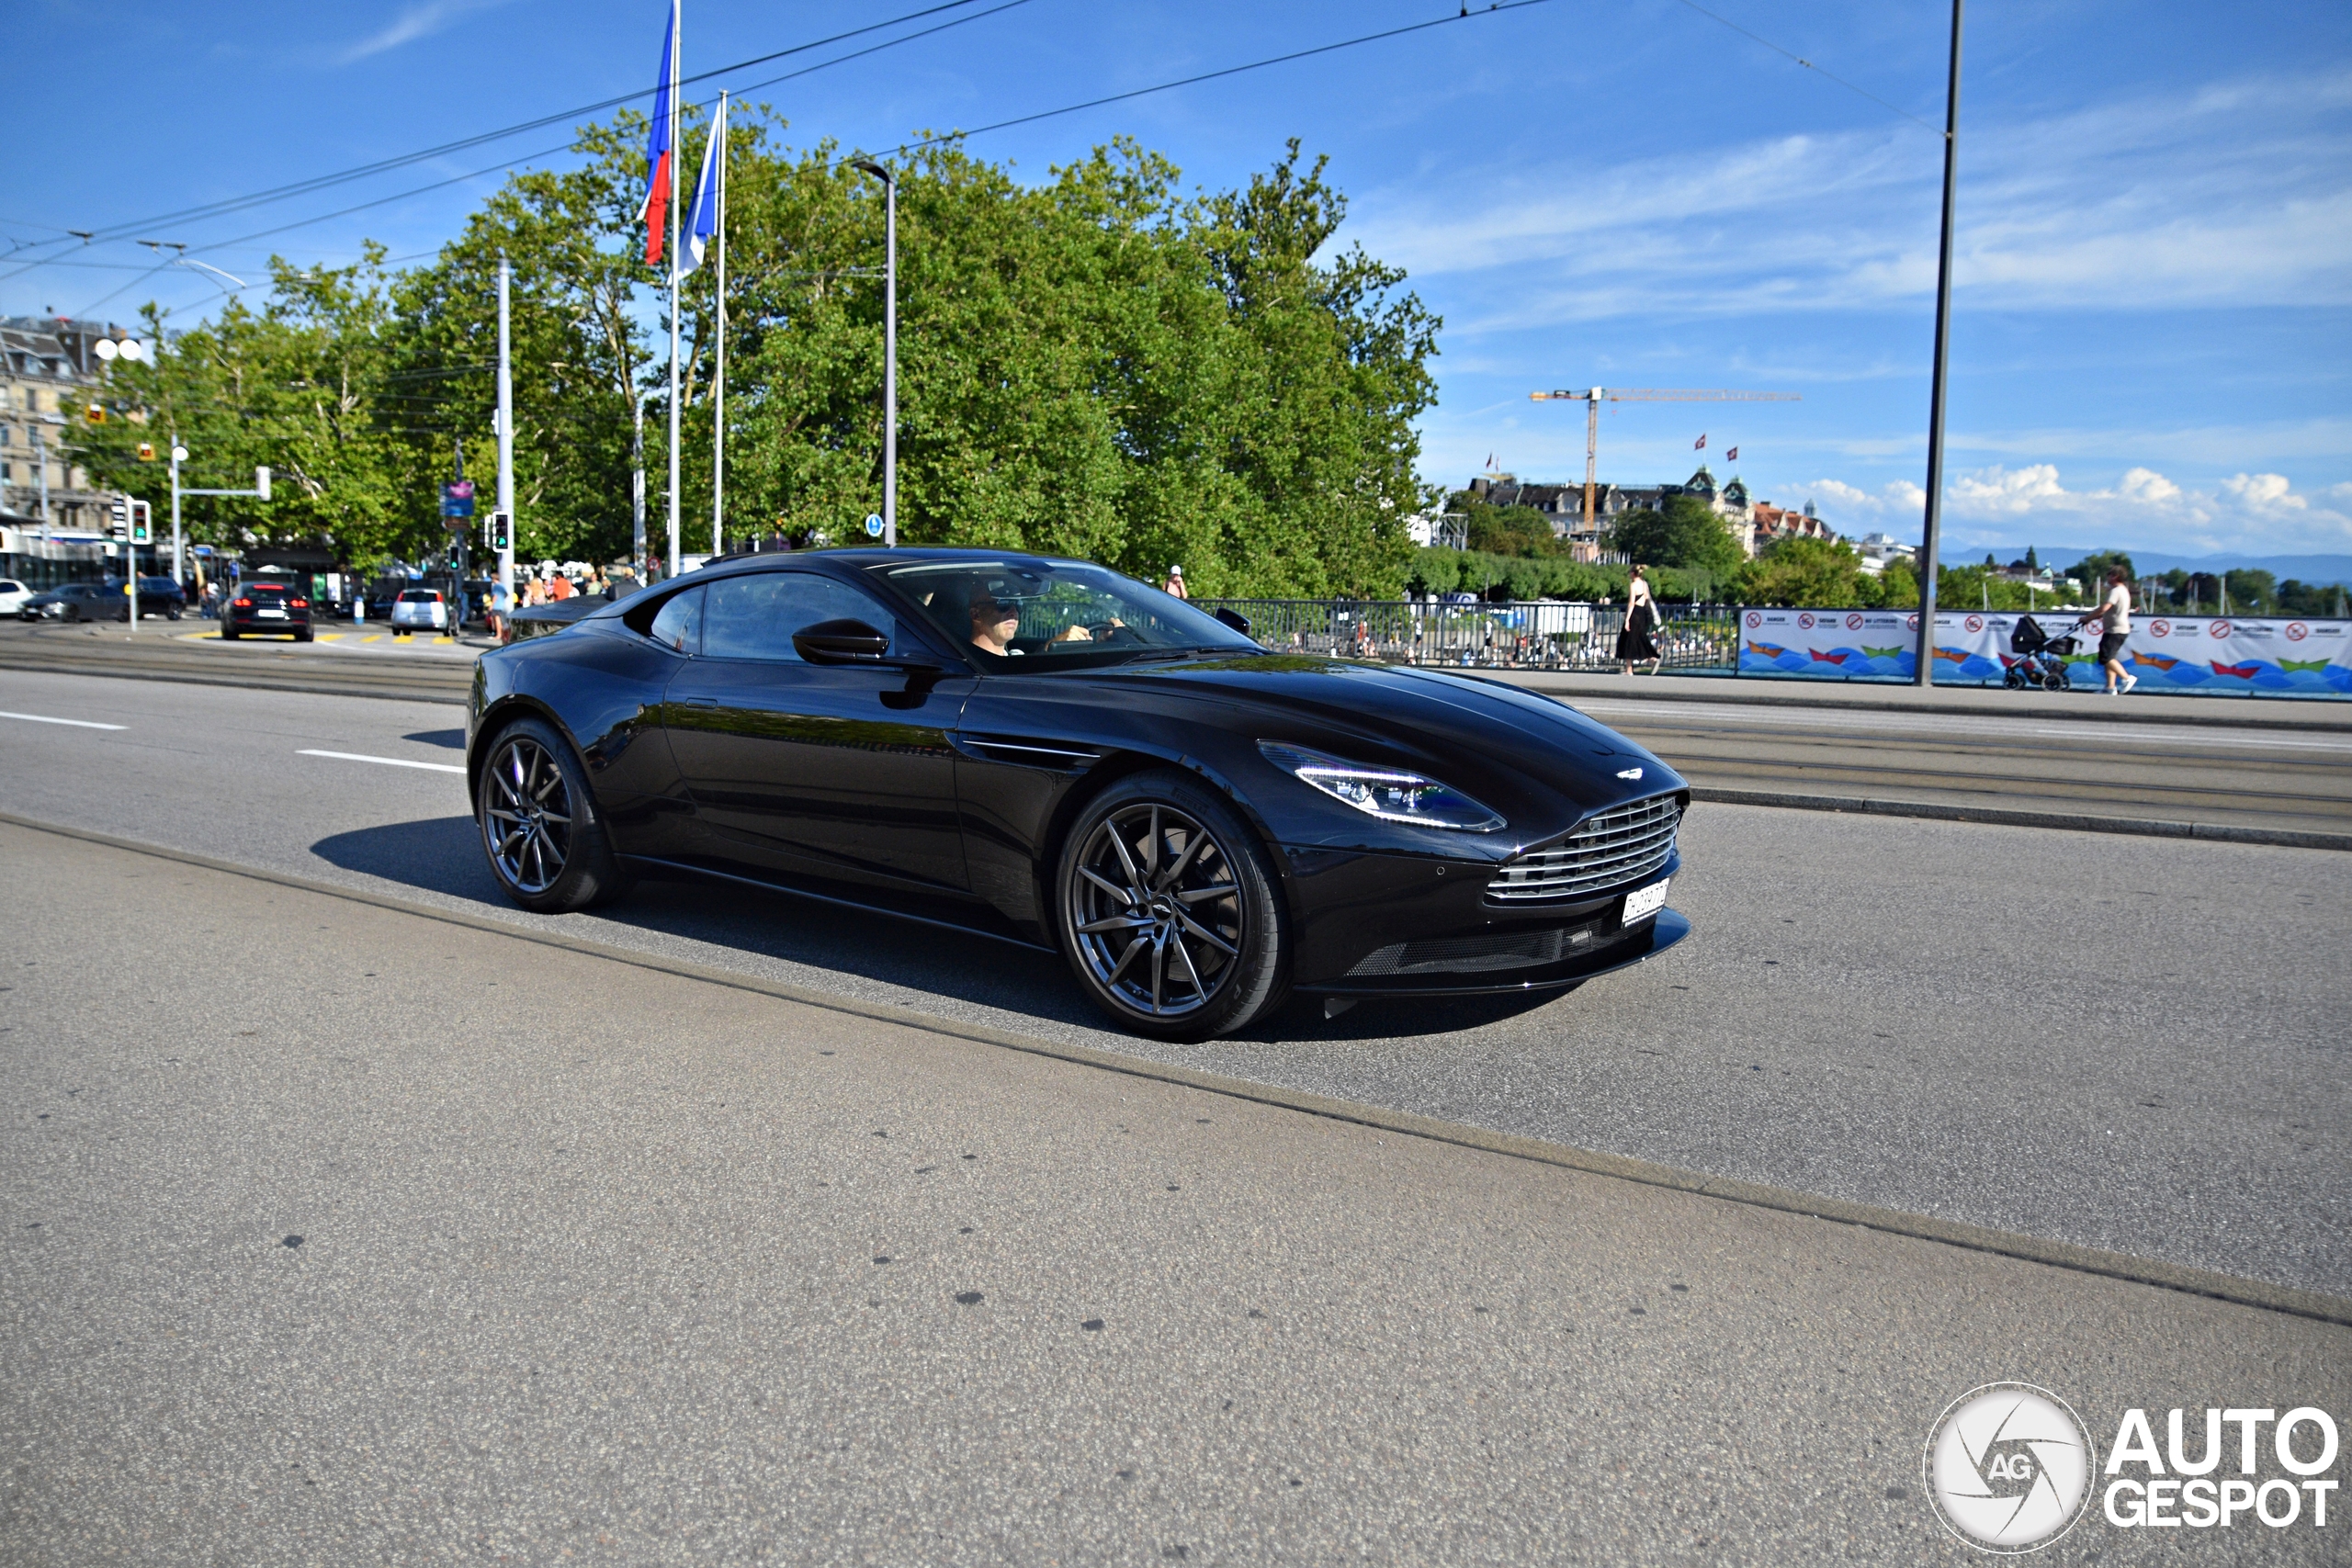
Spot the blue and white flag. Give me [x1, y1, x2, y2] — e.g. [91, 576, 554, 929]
[681, 95, 726, 277]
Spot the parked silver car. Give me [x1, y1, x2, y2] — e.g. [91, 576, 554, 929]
[390, 588, 449, 636]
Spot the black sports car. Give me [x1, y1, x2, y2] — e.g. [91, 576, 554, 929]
[464, 549, 1689, 1039]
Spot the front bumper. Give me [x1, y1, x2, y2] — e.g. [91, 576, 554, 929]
[1279, 840, 1685, 995]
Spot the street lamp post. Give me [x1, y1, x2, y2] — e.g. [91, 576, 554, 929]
[1914, 0, 1964, 688]
[851, 158, 897, 547]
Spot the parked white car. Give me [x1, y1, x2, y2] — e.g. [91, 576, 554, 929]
[0, 578, 31, 616]
[390, 588, 449, 636]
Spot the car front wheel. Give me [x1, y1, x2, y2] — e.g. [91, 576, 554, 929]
[1056, 772, 1286, 1041]
[476, 716, 630, 913]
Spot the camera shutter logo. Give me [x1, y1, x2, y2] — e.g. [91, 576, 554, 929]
[1924, 1382, 2097, 1553]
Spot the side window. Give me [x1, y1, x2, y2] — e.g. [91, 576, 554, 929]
[648, 584, 704, 655]
[701, 572, 896, 663]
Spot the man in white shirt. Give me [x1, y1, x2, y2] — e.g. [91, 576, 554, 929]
[2079, 570, 2138, 694]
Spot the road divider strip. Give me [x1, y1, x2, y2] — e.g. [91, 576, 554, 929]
[0, 709, 126, 730]
[296, 748, 467, 774]
[1690, 786, 2352, 852]
[2, 805, 2344, 1331]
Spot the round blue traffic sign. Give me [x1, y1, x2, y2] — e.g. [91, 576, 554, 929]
[865, 514, 884, 537]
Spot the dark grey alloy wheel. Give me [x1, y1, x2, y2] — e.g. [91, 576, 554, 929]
[1057, 773, 1285, 1040]
[476, 717, 629, 912]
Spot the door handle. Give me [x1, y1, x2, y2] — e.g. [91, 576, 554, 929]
[680, 695, 718, 707]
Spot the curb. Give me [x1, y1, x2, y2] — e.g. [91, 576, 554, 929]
[1493, 671, 2352, 733]
[1690, 786, 2352, 852]
[6, 807, 2346, 1331]
[0, 654, 469, 706]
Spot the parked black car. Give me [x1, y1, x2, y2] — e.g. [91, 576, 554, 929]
[19, 582, 128, 623]
[464, 550, 1689, 1039]
[99, 575, 187, 619]
[221, 581, 314, 641]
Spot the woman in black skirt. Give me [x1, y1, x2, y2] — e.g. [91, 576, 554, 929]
[1616, 563, 1662, 675]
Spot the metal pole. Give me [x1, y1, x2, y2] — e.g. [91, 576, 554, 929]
[127, 496, 138, 634]
[712, 93, 728, 557]
[169, 437, 183, 586]
[1913, 0, 1963, 688]
[1583, 390, 1600, 557]
[883, 170, 897, 548]
[496, 255, 514, 604]
[665, 0, 683, 577]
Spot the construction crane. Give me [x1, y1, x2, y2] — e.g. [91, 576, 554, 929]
[1528, 388, 1801, 553]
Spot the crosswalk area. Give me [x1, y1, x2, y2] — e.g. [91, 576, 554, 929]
[174, 627, 476, 655]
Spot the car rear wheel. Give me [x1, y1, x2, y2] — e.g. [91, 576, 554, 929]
[1056, 772, 1286, 1041]
[476, 716, 629, 913]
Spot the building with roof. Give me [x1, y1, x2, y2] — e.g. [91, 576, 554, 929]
[3, 315, 121, 536]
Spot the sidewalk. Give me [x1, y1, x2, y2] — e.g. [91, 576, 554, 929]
[5, 819, 2346, 1563]
[1486, 667, 2352, 730]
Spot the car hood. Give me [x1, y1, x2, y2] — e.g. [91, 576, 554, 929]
[1080, 654, 1681, 842]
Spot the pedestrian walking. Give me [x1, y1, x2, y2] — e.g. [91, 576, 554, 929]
[488, 578, 512, 643]
[2078, 569, 2139, 694]
[1162, 565, 1188, 600]
[1617, 564, 1662, 676]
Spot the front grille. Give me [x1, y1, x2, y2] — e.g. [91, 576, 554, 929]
[1487, 794, 1679, 902]
[1347, 916, 1611, 977]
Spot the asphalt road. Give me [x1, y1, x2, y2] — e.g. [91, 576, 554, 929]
[5, 821, 2345, 1565]
[6, 620, 2347, 837]
[2, 669, 2345, 1303]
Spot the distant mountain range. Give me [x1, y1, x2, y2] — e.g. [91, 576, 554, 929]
[2008, 548, 2352, 587]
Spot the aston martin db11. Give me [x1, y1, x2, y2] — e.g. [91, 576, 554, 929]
[465, 548, 1690, 1039]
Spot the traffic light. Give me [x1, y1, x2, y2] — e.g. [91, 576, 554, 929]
[85, 402, 107, 425]
[130, 501, 152, 545]
[107, 499, 129, 540]
[137, 441, 156, 462]
[447, 542, 465, 570]
[485, 510, 512, 552]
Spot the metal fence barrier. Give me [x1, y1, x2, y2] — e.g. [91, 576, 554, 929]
[1195, 599, 1740, 671]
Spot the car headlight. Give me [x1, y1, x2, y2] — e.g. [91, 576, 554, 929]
[1259, 741, 1504, 831]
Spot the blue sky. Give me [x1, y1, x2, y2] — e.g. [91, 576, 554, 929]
[8, 0, 2348, 559]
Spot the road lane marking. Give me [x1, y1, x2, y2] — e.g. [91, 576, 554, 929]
[0, 710, 127, 730]
[297, 749, 466, 774]
[1575, 701, 2352, 750]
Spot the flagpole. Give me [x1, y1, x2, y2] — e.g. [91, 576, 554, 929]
[712, 93, 727, 558]
[665, 0, 683, 578]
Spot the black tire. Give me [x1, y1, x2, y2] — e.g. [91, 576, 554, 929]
[475, 716, 631, 913]
[165, 604, 181, 621]
[221, 626, 238, 640]
[295, 628, 312, 642]
[1055, 770, 1286, 1041]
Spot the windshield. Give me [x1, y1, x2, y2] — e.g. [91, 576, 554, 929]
[870, 558, 1260, 670]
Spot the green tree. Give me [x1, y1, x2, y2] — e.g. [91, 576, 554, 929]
[1610, 495, 1741, 575]
[1736, 536, 1871, 607]
[2069, 549, 2134, 587]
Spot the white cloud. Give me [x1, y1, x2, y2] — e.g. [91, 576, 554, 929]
[1353, 64, 2352, 321]
[1806, 464, 2352, 553]
[336, 0, 503, 64]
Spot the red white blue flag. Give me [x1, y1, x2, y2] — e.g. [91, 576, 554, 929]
[641, 2, 678, 266]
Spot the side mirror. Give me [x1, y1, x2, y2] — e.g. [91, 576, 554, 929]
[792, 617, 892, 663]
[1214, 606, 1251, 636]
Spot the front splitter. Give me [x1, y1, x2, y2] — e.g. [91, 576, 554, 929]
[1296, 907, 1690, 998]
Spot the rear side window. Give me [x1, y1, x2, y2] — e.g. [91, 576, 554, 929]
[399, 590, 439, 604]
[648, 584, 704, 655]
[701, 572, 895, 663]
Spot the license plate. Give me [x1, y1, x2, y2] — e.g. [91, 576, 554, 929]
[258, 609, 286, 618]
[1623, 878, 1669, 923]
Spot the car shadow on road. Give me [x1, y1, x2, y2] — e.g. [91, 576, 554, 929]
[308, 816, 1557, 1045]
[402, 728, 466, 750]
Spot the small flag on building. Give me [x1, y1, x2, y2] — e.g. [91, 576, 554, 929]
[1693, 434, 1706, 450]
[1726, 446, 1738, 461]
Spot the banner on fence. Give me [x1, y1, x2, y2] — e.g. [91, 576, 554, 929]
[1737, 607, 2352, 694]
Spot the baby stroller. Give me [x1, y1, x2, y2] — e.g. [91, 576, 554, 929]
[2004, 615, 2076, 692]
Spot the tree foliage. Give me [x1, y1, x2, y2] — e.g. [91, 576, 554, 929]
[1609, 496, 1742, 576]
[72, 115, 1439, 596]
